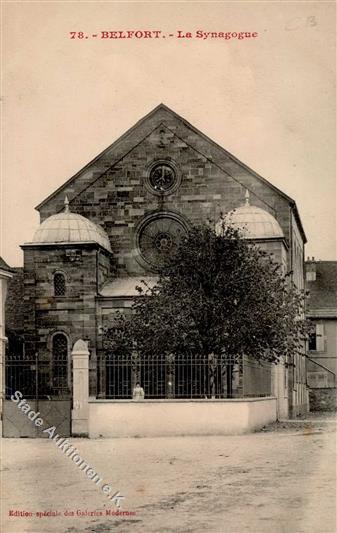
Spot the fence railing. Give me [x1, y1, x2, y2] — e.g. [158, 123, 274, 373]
[99, 353, 240, 400]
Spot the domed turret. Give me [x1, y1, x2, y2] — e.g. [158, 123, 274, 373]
[31, 197, 112, 252]
[216, 190, 284, 239]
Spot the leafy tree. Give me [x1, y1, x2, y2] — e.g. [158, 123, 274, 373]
[103, 222, 308, 396]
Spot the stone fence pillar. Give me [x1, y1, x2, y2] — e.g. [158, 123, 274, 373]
[71, 339, 89, 437]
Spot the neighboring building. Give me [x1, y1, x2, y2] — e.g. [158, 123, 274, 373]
[4, 105, 309, 436]
[0, 257, 13, 436]
[6, 267, 25, 356]
[305, 259, 337, 411]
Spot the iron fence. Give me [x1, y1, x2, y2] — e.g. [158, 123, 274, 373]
[100, 353, 238, 399]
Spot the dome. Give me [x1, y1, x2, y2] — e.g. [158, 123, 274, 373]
[31, 197, 112, 252]
[217, 191, 284, 240]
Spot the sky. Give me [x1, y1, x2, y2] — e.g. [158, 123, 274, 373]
[2, 1, 336, 266]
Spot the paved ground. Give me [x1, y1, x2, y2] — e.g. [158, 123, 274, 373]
[1, 415, 336, 533]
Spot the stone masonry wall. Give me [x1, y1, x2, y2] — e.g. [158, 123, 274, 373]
[22, 245, 111, 394]
[25, 107, 307, 408]
[38, 113, 293, 278]
[6, 267, 25, 334]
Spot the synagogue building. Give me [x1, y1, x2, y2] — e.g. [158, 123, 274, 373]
[4, 105, 309, 437]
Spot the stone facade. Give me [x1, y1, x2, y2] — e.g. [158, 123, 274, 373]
[305, 260, 337, 411]
[38, 106, 303, 276]
[11, 105, 308, 417]
[21, 245, 113, 392]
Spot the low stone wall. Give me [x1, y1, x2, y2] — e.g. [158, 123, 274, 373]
[89, 397, 277, 438]
[309, 388, 337, 412]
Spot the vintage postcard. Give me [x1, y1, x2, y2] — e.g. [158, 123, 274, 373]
[1, 1, 336, 532]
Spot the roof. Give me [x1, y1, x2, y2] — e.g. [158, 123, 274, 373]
[34, 104, 306, 243]
[100, 277, 158, 297]
[27, 201, 112, 253]
[0, 256, 14, 274]
[221, 193, 284, 239]
[306, 261, 337, 315]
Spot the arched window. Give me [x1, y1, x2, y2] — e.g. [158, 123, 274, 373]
[54, 272, 66, 296]
[52, 333, 68, 393]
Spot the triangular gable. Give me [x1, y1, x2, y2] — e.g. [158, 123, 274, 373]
[36, 103, 306, 242]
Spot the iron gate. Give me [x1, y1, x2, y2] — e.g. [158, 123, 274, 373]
[3, 354, 72, 438]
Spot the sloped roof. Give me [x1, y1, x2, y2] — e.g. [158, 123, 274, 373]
[306, 261, 337, 312]
[0, 256, 14, 273]
[100, 277, 158, 297]
[35, 104, 306, 242]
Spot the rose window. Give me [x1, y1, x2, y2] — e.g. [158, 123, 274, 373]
[138, 215, 187, 268]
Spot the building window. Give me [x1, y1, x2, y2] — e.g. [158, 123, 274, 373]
[54, 272, 66, 296]
[308, 333, 317, 351]
[145, 160, 181, 196]
[136, 212, 188, 270]
[52, 333, 69, 394]
[306, 270, 316, 282]
[308, 323, 325, 352]
[149, 163, 176, 192]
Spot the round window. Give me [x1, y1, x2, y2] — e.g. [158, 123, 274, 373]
[146, 161, 181, 195]
[137, 214, 188, 269]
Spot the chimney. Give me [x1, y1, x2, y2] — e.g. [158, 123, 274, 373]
[306, 257, 316, 282]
